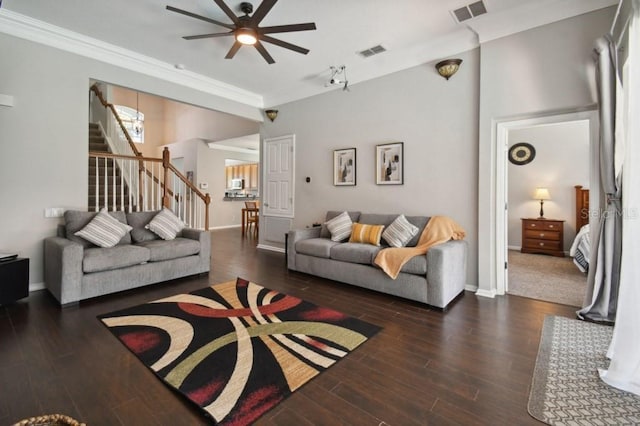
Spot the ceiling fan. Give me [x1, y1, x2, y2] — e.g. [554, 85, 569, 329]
[166, 0, 317, 64]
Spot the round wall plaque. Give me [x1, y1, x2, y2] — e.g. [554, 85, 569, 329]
[508, 142, 536, 165]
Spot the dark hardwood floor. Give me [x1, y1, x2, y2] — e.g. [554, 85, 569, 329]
[0, 228, 577, 425]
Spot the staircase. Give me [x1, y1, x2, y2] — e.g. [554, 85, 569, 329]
[88, 123, 131, 211]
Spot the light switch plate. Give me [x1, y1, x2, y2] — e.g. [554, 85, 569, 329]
[199, 182, 208, 189]
[45, 207, 65, 218]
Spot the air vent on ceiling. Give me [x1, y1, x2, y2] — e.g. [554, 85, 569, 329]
[358, 44, 387, 58]
[452, 0, 487, 23]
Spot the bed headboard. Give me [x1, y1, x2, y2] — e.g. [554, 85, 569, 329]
[575, 185, 590, 230]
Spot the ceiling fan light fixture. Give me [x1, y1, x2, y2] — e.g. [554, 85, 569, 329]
[236, 27, 257, 45]
[436, 59, 462, 80]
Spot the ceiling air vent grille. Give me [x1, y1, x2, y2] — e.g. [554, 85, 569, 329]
[358, 44, 387, 58]
[452, 0, 487, 23]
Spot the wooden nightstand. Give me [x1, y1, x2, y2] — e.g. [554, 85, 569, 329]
[521, 218, 565, 257]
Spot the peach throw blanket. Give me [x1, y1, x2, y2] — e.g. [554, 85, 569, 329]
[374, 216, 466, 279]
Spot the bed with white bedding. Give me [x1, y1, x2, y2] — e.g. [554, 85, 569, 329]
[570, 224, 590, 272]
[571, 185, 590, 272]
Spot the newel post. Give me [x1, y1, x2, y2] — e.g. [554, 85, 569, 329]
[162, 147, 170, 208]
[204, 193, 211, 230]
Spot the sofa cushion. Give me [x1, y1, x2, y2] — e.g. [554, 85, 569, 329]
[136, 238, 201, 262]
[331, 243, 382, 265]
[295, 238, 339, 259]
[359, 214, 429, 247]
[382, 215, 419, 248]
[74, 208, 133, 248]
[399, 255, 427, 275]
[146, 208, 185, 240]
[83, 245, 150, 273]
[325, 211, 354, 242]
[320, 211, 361, 238]
[126, 210, 161, 243]
[65, 210, 131, 248]
[349, 223, 384, 246]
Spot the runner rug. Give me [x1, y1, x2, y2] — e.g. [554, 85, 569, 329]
[528, 315, 640, 425]
[98, 278, 380, 425]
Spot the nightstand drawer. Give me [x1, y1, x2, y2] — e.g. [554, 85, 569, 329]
[523, 239, 562, 251]
[524, 229, 560, 241]
[523, 220, 562, 231]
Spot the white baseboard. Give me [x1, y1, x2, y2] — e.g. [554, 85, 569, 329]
[257, 244, 285, 253]
[508, 245, 521, 251]
[475, 288, 497, 298]
[465, 284, 478, 292]
[29, 282, 45, 292]
[211, 224, 242, 230]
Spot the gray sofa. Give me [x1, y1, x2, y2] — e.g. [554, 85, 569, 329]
[44, 210, 210, 306]
[287, 211, 467, 310]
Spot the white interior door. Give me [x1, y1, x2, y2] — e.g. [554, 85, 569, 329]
[263, 135, 294, 218]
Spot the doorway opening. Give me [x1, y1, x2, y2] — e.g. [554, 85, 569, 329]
[495, 109, 599, 306]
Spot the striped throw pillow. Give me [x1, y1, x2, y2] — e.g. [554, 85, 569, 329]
[349, 223, 385, 246]
[146, 207, 185, 240]
[382, 214, 419, 247]
[325, 211, 353, 242]
[74, 208, 132, 248]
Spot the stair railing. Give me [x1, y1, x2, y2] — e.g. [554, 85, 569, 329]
[88, 85, 210, 229]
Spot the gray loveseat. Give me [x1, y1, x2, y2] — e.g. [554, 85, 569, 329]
[44, 210, 210, 306]
[287, 211, 467, 310]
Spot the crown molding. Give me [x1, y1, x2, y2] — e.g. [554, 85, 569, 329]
[0, 9, 264, 108]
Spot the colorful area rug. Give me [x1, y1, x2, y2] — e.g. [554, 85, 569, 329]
[529, 316, 640, 425]
[99, 278, 380, 425]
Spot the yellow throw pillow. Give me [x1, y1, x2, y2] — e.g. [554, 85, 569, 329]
[349, 223, 385, 246]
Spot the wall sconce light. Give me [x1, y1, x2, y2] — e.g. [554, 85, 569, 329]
[534, 187, 551, 218]
[265, 109, 278, 122]
[435, 59, 463, 80]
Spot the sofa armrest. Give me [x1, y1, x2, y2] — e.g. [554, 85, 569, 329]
[183, 228, 211, 273]
[426, 240, 468, 309]
[287, 227, 322, 270]
[44, 236, 84, 306]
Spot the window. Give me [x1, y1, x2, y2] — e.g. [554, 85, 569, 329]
[114, 105, 144, 143]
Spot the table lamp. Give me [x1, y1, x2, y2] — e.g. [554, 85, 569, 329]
[534, 187, 550, 218]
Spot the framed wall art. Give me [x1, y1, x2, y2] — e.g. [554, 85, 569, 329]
[333, 148, 356, 186]
[376, 142, 403, 185]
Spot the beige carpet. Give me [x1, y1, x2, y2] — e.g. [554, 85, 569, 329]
[508, 250, 587, 307]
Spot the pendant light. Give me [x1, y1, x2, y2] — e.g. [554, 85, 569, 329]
[133, 92, 143, 136]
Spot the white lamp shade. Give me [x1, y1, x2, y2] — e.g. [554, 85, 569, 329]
[534, 187, 551, 200]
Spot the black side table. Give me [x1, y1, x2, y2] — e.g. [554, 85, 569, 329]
[0, 258, 29, 305]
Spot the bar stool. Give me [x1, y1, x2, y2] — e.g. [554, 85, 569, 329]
[245, 201, 259, 237]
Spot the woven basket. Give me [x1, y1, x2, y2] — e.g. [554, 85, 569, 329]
[12, 414, 86, 426]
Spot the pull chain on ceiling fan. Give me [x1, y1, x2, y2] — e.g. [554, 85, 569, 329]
[166, 0, 317, 64]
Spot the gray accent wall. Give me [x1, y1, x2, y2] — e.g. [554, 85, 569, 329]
[261, 48, 481, 287]
[0, 33, 261, 287]
[477, 7, 615, 294]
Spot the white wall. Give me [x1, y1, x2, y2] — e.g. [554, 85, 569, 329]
[0, 32, 261, 287]
[507, 121, 590, 250]
[477, 7, 615, 294]
[262, 48, 480, 287]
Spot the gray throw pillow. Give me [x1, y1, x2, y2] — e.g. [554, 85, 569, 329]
[325, 211, 353, 242]
[146, 207, 185, 240]
[382, 214, 419, 247]
[74, 208, 133, 248]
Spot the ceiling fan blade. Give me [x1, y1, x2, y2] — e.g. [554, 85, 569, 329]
[166, 5, 234, 30]
[250, 0, 277, 25]
[212, 0, 239, 25]
[225, 41, 243, 59]
[183, 31, 234, 40]
[261, 35, 310, 55]
[259, 23, 316, 35]
[254, 41, 275, 64]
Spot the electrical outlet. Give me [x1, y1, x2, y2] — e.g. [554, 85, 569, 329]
[44, 207, 65, 218]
